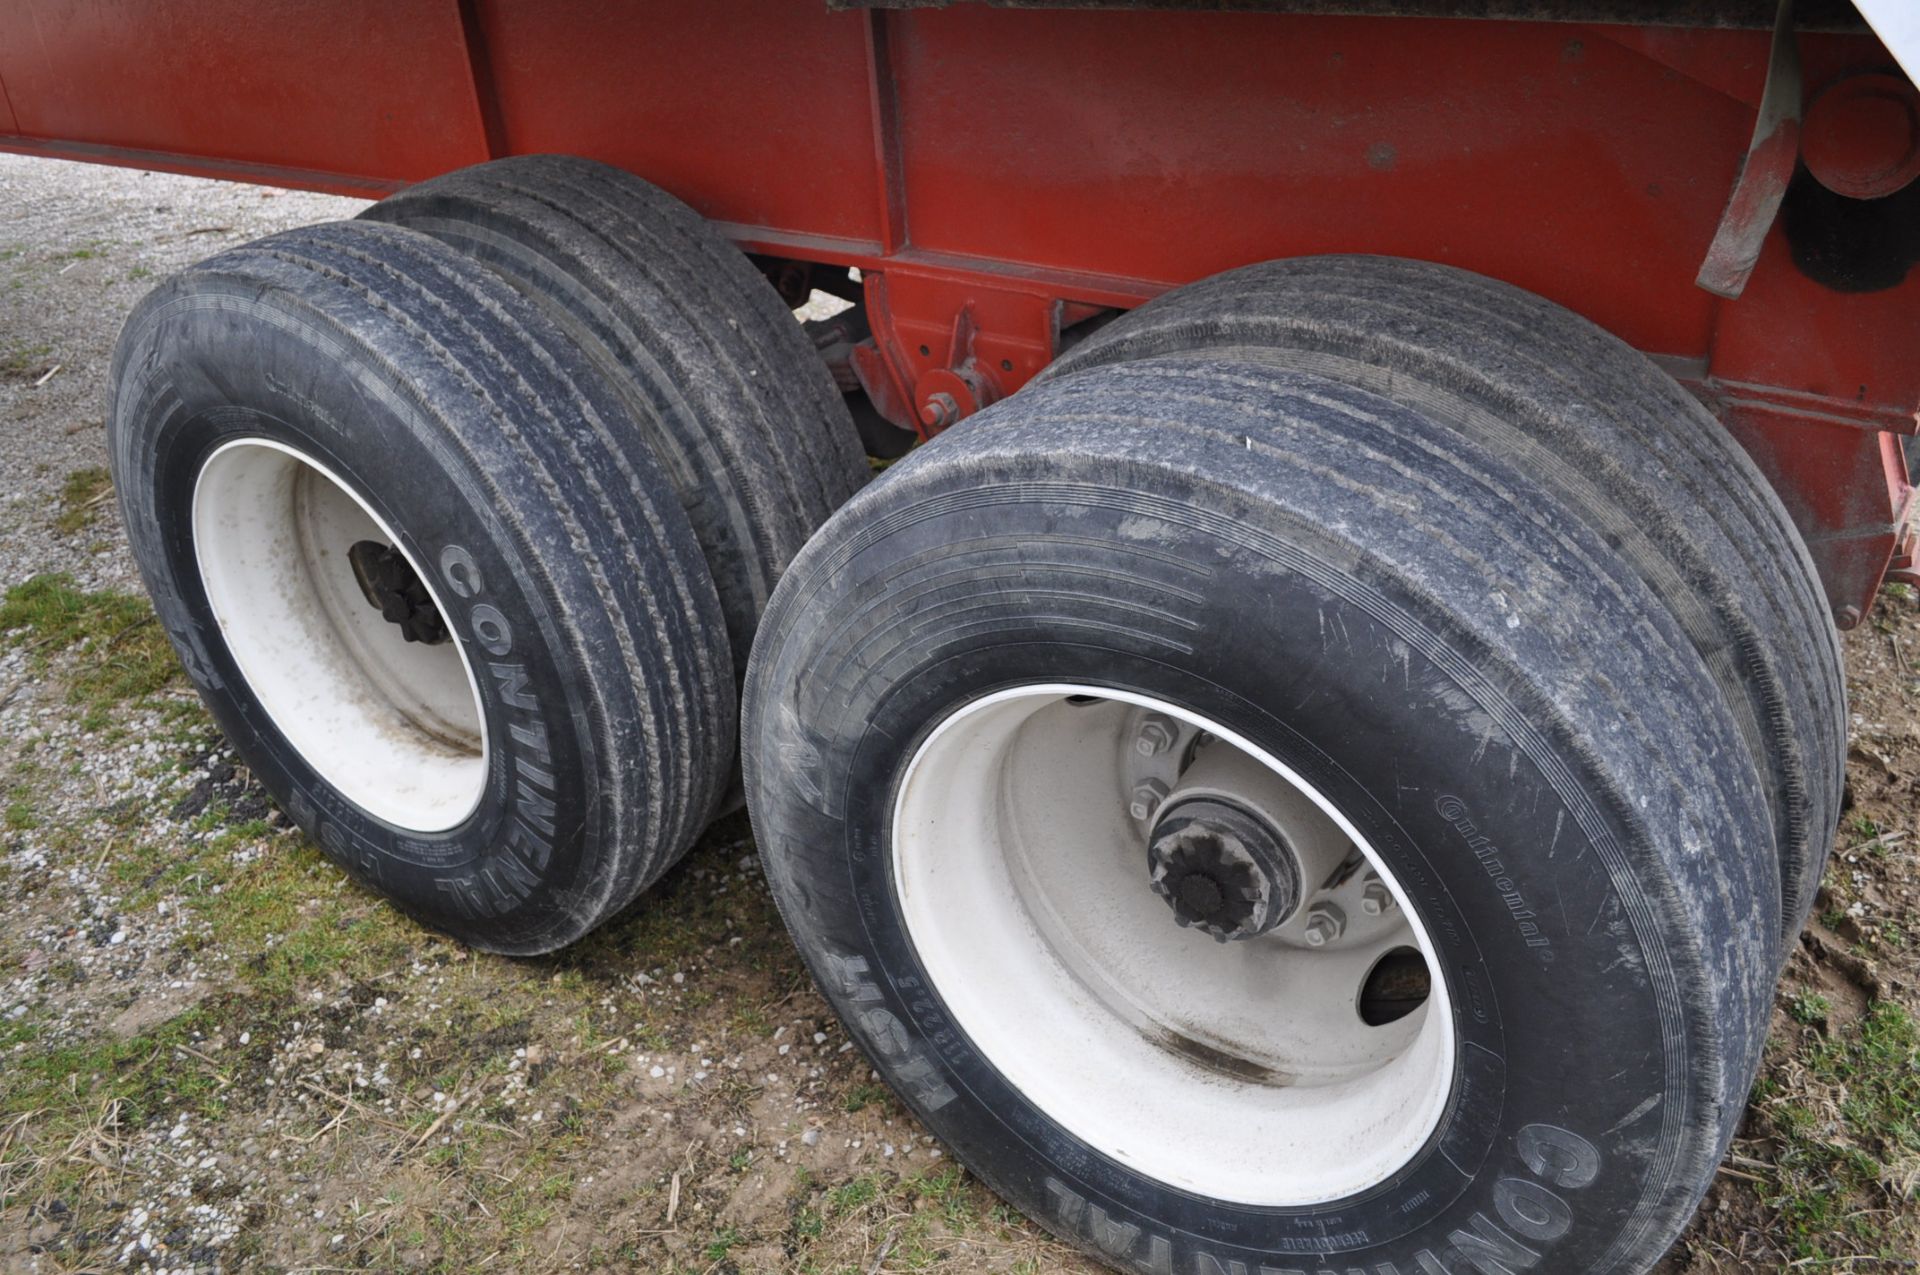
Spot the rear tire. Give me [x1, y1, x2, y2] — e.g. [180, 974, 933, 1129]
[1044, 255, 1844, 941]
[744, 357, 1778, 1273]
[110, 220, 733, 955]
[360, 154, 870, 686]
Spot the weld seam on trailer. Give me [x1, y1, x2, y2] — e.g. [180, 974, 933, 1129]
[864, 9, 910, 255]
[454, 0, 509, 163]
[0, 63, 18, 136]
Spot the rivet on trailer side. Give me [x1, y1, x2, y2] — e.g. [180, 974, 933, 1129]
[3, 1, 1916, 1269]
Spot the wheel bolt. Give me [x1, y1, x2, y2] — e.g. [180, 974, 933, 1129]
[1134, 714, 1178, 757]
[1129, 778, 1169, 822]
[1303, 903, 1346, 947]
[1360, 876, 1396, 916]
[920, 391, 960, 429]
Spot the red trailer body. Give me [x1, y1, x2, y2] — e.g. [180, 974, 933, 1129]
[2, 1, 1917, 622]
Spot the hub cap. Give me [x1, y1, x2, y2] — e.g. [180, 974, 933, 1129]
[1147, 795, 1301, 941]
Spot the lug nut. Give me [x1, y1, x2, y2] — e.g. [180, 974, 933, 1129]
[1360, 876, 1396, 916]
[1302, 903, 1346, 948]
[1134, 714, 1178, 757]
[1129, 778, 1170, 822]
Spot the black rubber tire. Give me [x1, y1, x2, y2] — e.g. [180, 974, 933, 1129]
[1042, 255, 1845, 941]
[743, 358, 1778, 1274]
[359, 154, 870, 687]
[108, 219, 733, 955]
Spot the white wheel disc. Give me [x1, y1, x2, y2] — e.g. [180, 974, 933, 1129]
[192, 438, 487, 833]
[892, 685, 1456, 1207]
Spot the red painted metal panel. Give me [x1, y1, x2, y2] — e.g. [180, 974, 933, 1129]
[890, 9, 1738, 355]
[1720, 409, 1911, 621]
[0, 0, 485, 183]
[470, 0, 882, 246]
[1711, 227, 1920, 432]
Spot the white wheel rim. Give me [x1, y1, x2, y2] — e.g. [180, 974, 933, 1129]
[192, 438, 488, 833]
[892, 685, 1456, 1206]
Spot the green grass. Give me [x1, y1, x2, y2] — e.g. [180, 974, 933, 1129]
[181, 829, 420, 1001]
[1, 1005, 227, 1124]
[773, 1165, 996, 1271]
[703, 1226, 744, 1261]
[3, 798, 36, 831]
[0, 812, 430, 1208]
[0, 1003, 233, 1210]
[53, 467, 113, 535]
[0, 573, 182, 729]
[1760, 1002, 1920, 1260]
[1788, 991, 1831, 1026]
[842, 1082, 887, 1113]
[0, 341, 51, 380]
[827, 1173, 882, 1216]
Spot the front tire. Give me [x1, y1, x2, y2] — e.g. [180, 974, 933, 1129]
[743, 357, 1777, 1272]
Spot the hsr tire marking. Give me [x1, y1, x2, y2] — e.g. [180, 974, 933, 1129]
[825, 952, 958, 1112]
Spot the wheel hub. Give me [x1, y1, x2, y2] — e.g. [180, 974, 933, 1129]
[192, 439, 486, 832]
[348, 539, 450, 645]
[1148, 796, 1301, 941]
[890, 685, 1453, 1206]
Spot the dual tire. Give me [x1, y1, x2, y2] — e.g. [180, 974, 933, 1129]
[740, 261, 1842, 1270]
[109, 158, 865, 954]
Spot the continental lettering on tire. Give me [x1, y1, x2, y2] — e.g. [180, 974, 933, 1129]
[427, 543, 560, 921]
[824, 951, 957, 1111]
[1042, 1123, 1599, 1274]
[1433, 796, 1554, 961]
